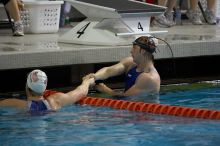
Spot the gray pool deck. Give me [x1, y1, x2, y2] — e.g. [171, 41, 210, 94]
[0, 23, 220, 70]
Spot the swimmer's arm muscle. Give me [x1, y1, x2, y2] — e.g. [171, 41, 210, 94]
[48, 78, 94, 109]
[0, 98, 27, 109]
[94, 57, 132, 80]
[95, 83, 124, 97]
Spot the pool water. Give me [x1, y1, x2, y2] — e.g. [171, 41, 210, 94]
[1, 84, 220, 146]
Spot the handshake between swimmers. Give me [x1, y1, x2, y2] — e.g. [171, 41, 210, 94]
[0, 36, 161, 111]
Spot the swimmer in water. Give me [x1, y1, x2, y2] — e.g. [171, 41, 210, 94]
[0, 69, 95, 112]
[84, 36, 160, 102]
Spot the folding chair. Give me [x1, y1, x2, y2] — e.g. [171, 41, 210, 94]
[198, 0, 208, 23]
[174, 0, 208, 23]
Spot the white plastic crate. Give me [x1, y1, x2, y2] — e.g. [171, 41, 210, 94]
[21, 0, 63, 33]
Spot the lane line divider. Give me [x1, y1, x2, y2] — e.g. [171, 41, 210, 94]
[44, 90, 220, 120]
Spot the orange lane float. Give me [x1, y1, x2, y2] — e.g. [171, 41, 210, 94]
[44, 90, 220, 120]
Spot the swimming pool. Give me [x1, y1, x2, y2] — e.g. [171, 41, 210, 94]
[1, 83, 220, 146]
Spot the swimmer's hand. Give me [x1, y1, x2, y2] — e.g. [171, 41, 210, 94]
[83, 73, 96, 80]
[83, 73, 105, 85]
[82, 74, 95, 87]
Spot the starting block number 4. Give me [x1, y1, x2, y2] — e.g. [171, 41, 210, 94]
[121, 17, 151, 34]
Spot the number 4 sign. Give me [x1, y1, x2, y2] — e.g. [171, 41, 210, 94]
[121, 16, 151, 34]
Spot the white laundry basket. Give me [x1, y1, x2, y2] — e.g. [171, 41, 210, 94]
[21, 0, 63, 33]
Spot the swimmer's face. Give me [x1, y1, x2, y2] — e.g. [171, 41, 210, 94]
[131, 44, 142, 63]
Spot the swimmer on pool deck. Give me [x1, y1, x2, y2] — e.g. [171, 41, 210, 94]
[84, 36, 160, 102]
[0, 69, 95, 112]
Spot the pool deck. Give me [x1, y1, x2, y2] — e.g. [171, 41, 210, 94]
[0, 23, 220, 70]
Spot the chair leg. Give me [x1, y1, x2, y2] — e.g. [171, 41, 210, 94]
[198, 1, 208, 23]
[4, 6, 14, 33]
[179, 0, 184, 8]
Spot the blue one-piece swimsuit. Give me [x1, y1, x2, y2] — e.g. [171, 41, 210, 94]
[28, 99, 51, 112]
[124, 66, 142, 92]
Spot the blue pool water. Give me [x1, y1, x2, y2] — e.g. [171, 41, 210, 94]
[1, 86, 220, 146]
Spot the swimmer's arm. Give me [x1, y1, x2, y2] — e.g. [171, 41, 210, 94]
[65, 78, 94, 103]
[48, 78, 95, 110]
[93, 57, 133, 81]
[95, 83, 141, 97]
[96, 73, 159, 97]
[0, 98, 27, 109]
[94, 64, 125, 81]
[124, 74, 159, 96]
[95, 83, 124, 97]
[95, 73, 150, 97]
[123, 85, 143, 96]
[95, 74, 155, 97]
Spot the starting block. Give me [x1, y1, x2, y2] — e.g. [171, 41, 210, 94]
[59, 0, 166, 45]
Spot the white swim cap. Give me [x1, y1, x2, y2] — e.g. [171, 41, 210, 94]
[27, 69, 47, 94]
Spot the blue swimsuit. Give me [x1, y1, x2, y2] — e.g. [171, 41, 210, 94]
[28, 99, 51, 112]
[124, 66, 142, 92]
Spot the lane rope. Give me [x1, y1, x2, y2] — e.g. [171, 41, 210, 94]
[44, 90, 220, 120]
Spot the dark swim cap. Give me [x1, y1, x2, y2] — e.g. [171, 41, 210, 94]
[132, 37, 156, 54]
